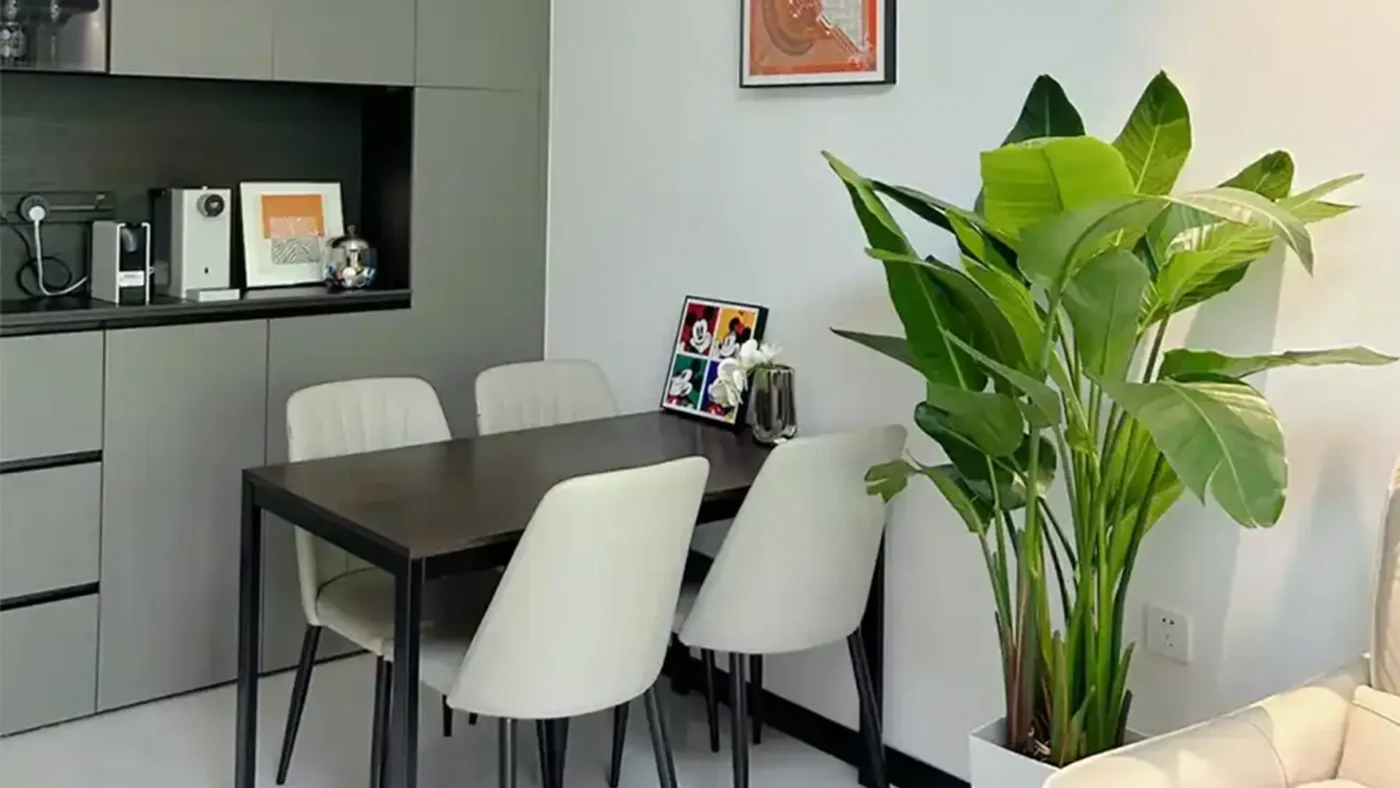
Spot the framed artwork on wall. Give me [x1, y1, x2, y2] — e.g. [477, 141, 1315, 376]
[661, 295, 769, 428]
[741, 0, 896, 88]
[239, 182, 345, 288]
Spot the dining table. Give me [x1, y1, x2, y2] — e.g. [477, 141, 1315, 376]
[234, 411, 773, 788]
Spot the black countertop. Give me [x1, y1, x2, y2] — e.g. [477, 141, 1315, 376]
[0, 286, 411, 337]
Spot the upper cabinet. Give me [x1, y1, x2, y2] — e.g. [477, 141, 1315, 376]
[273, 0, 416, 86]
[110, 0, 275, 81]
[416, 0, 550, 90]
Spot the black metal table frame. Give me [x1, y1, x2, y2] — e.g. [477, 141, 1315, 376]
[234, 473, 754, 788]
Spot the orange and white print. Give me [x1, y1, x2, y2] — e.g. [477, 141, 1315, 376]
[745, 0, 887, 85]
[260, 193, 327, 266]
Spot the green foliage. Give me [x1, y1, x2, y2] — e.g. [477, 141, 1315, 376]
[826, 72, 1385, 765]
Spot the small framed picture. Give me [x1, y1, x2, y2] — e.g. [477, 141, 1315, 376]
[661, 296, 769, 428]
[239, 182, 345, 288]
[741, 0, 896, 88]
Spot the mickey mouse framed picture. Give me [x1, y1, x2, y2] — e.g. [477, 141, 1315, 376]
[661, 295, 769, 428]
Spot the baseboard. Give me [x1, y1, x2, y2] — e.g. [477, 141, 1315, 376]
[668, 654, 967, 788]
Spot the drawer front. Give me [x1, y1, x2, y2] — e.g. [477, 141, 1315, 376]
[0, 463, 102, 600]
[0, 333, 104, 463]
[0, 596, 99, 735]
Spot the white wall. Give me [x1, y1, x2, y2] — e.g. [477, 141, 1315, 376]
[547, 0, 1400, 779]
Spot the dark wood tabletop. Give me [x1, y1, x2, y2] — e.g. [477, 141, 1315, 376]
[243, 411, 771, 561]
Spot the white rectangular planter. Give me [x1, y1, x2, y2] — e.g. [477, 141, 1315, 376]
[969, 717, 1147, 788]
[968, 718, 1057, 788]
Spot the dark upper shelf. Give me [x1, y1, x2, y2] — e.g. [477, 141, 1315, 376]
[0, 286, 411, 337]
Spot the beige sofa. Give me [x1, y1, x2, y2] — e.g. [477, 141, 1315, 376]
[1046, 465, 1400, 788]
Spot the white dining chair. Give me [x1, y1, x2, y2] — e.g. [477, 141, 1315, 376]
[392, 456, 711, 788]
[475, 359, 618, 435]
[607, 426, 907, 788]
[276, 377, 483, 787]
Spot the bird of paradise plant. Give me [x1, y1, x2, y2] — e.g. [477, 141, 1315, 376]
[826, 72, 1393, 765]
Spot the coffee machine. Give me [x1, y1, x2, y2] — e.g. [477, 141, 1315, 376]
[153, 187, 237, 302]
[89, 221, 152, 305]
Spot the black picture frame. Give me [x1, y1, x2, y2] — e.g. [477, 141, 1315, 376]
[739, 0, 897, 89]
[660, 295, 770, 430]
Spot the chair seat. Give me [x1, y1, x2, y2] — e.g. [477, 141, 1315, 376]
[316, 569, 500, 657]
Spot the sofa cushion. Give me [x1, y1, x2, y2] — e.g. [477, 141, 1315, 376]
[1337, 685, 1400, 786]
[1298, 781, 1371, 787]
[1375, 475, 1400, 694]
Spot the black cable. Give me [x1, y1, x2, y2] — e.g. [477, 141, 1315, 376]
[2, 216, 78, 299]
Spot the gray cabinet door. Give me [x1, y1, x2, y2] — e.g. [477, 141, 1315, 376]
[97, 321, 268, 711]
[0, 332, 103, 463]
[416, 0, 549, 90]
[273, 0, 416, 86]
[0, 597, 98, 735]
[259, 88, 547, 670]
[0, 463, 102, 599]
[110, 0, 274, 80]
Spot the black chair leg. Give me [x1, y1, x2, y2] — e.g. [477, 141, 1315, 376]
[499, 718, 518, 788]
[469, 713, 479, 726]
[275, 625, 321, 785]
[848, 632, 888, 788]
[728, 653, 750, 788]
[370, 659, 392, 788]
[607, 703, 629, 788]
[666, 634, 691, 696]
[536, 720, 555, 788]
[749, 654, 764, 745]
[442, 697, 453, 737]
[553, 718, 570, 787]
[643, 685, 679, 788]
[699, 649, 720, 753]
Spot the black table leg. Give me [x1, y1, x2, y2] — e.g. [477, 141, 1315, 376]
[728, 653, 750, 788]
[235, 479, 262, 788]
[390, 558, 424, 788]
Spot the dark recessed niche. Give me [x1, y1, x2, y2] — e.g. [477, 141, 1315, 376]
[0, 70, 412, 299]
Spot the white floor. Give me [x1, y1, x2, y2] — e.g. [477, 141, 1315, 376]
[0, 655, 861, 788]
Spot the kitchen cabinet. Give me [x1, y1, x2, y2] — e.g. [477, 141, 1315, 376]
[0, 597, 99, 735]
[0, 332, 103, 463]
[0, 463, 102, 600]
[415, 0, 550, 90]
[110, 0, 275, 81]
[97, 321, 269, 711]
[274, 0, 416, 86]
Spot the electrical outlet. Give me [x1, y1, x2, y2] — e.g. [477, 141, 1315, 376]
[1145, 604, 1192, 664]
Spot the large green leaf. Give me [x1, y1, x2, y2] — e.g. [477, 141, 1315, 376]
[873, 181, 1017, 247]
[1159, 346, 1397, 380]
[981, 137, 1136, 239]
[1154, 174, 1363, 316]
[1104, 437, 1184, 569]
[1062, 249, 1149, 380]
[925, 383, 1025, 457]
[1222, 150, 1295, 200]
[945, 333, 1060, 427]
[965, 263, 1045, 362]
[924, 464, 995, 535]
[1169, 187, 1313, 271]
[1113, 72, 1192, 195]
[1099, 377, 1287, 527]
[975, 75, 1087, 215]
[913, 405, 1053, 510]
[1001, 74, 1086, 144]
[831, 329, 920, 374]
[867, 249, 1027, 372]
[1018, 195, 1166, 301]
[825, 153, 986, 391]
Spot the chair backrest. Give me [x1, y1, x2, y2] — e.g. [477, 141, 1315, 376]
[1374, 458, 1400, 694]
[446, 457, 710, 719]
[475, 359, 618, 435]
[285, 377, 452, 626]
[679, 425, 907, 654]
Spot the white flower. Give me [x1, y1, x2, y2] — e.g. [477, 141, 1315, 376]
[707, 358, 747, 408]
[738, 340, 781, 370]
